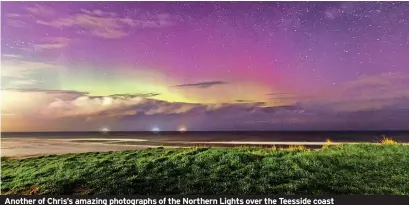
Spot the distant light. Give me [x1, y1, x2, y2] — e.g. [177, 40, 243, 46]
[101, 127, 110, 133]
[178, 126, 187, 132]
[151, 127, 160, 133]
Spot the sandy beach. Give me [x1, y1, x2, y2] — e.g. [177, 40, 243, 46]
[1, 138, 161, 158]
[2, 137, 408, 158]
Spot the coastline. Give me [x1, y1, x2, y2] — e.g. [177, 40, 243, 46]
[2, 137, 408, 158]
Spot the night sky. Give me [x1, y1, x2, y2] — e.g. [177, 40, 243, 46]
[2, 2, 409, 132]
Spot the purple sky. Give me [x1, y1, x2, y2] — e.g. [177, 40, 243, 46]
[1, 2, 409, 131]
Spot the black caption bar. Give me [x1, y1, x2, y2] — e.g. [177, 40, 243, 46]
[1, 196, 409, 205]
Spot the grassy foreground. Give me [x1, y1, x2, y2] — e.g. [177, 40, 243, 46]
[2, 144, 409, 195]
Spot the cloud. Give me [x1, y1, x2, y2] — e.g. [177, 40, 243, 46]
[302, 72, 409, 112]
[4, 37, 71, 52]
[3, 71, 409, 131]
[109, 93, 161, 99]
[1, 54, 23, 59]
[3, 89, 300, 129]
[339, 72, 409, 102]
[266, 93, 296, 96]
[5, 5, 181, 39]
[1, 58, 57, 78]
[120, 13, 177, 28]
[0, 88, 268, 120]
[6, 79, 40, 86]
[6, 88, 89, 96]
[342, 72, 409, 90]
[324, 8, 342, 20]
[176, 81, 229, 88]
[31, 37, 71, 50]
[1, 89, 191, 118]
[4, 13, 29, 28]
[234, 100, 266, 107]
[2, 88, 409, 131]
[265, 93, 317, 105]
[5, 13, 22, 18]
[7, 19, 29, 28]
[235, 100, 254, 103]
[5, 6, 55, 28]
[266, 93, 301, 100]
[80, 9, 117, 17]
[1, 56, 61, 88]
[36, 13, 128, 39]
[35, 8, 179, 39]
[1, 89, 86, 118]
[26, 5, 56, 16]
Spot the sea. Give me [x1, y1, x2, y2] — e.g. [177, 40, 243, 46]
[2, 131, 409, 143]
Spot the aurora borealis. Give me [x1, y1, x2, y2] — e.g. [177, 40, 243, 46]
[1, 2, 409, 131]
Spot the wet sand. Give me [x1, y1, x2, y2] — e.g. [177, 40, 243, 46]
[1, 138, 173, 158]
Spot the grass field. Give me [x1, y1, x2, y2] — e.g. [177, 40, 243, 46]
[1, 143, 409, 195]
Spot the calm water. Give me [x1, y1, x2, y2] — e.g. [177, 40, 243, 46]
[2, 131, 409, 142]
